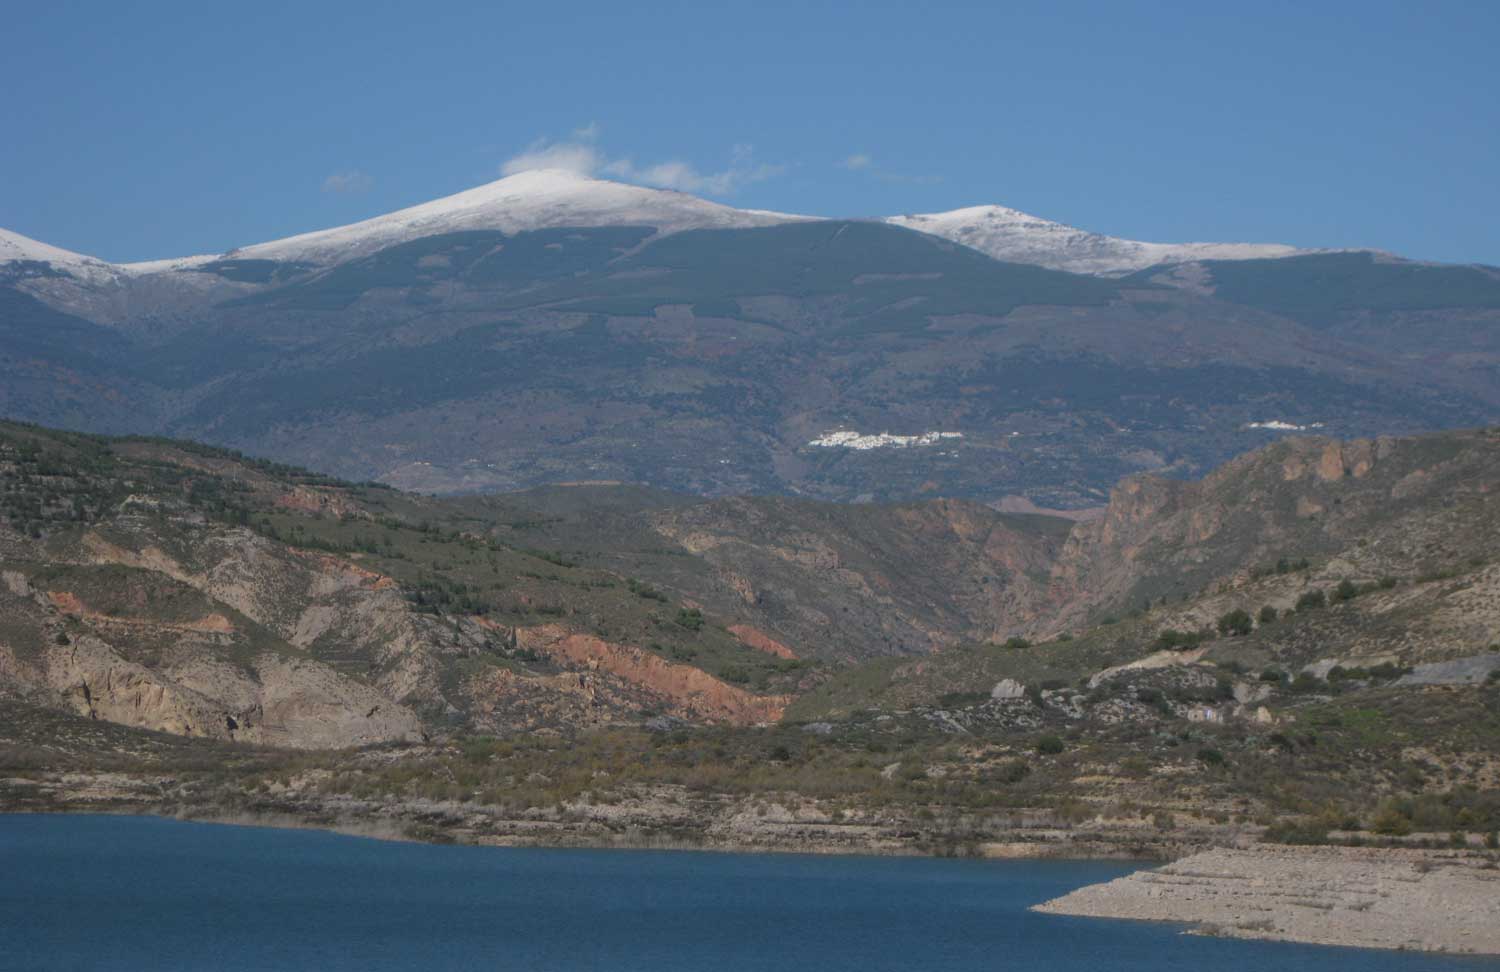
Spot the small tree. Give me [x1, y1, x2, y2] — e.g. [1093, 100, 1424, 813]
[1331, 579, 1359, 603]
[1296, 589, 1327, 611]
[1216, 609, 1253, 637]
[1155, 629, 1203, 651]
[1258, 605, 1279, 625]
[1036, 735, 1065, 755]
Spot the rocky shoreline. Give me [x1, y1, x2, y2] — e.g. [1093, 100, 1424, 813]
[1, 769, 1213, 860]
[1035, 845, 1500, 956]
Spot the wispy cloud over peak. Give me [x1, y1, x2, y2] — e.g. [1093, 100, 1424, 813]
[502, 127, 783, 196]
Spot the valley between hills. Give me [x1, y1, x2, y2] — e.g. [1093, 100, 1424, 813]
[1, 418, 1497, 888]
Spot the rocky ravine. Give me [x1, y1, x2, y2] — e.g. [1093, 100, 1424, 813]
[1035, 846, 1500, 955]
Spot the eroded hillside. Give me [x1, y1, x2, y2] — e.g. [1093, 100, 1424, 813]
[2, 421, 1498, 853]
[0, 425, 804, 747]
[3, 420, 1497, 750]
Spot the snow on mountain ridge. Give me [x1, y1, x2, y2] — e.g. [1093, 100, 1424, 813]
[0, 228, 106, 269]
[0, 227, 135, 285]
[231, 169, 814, 266]
[885, 206, 1308, 275]
[4, 173, 1360, 279]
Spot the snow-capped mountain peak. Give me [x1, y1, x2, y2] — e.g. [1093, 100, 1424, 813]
[0, 227, 134, 285]
[0, 227, 106, 269]
[230, 169, 814, 266]
[886, 206, 1307, 275]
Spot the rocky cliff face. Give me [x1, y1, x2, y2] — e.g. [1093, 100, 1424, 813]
[0, 567, 423, 748]
[1035, 431, 1500, 635]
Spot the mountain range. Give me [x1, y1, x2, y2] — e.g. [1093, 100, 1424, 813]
[4, 169, 1499, 504]
[0, 169, 1313, 275]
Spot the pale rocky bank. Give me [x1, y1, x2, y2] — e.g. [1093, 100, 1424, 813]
[1035, 845, 1500, 955]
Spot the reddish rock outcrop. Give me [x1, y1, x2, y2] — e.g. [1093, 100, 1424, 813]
[517, 625, 789, 725]
[728, 624, 798, 660]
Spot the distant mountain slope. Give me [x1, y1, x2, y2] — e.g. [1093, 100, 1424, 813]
[1, 175, 1498, 502]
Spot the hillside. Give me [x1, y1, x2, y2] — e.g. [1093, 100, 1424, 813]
[0, 423, 811, 747]
[1, 421, 1498, 857]
[3, 174, 1498, 504]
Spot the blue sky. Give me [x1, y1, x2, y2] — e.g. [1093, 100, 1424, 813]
[3, 0, 1496, 265]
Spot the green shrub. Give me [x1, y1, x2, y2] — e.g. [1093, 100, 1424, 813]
[1367, 662, 1412, 681]
[1264, 818, 1330, 844]
[1154, 629, 1203, 651]
[1330, 579, 1359, 603]
[1295, 589, 1327, 611]
[1196, 747, 1225, 766]
[1289, 672, 1323, 694]
[1036, 735, 1065, 755]
[1258, 605, 1279, 625]
[1371, 805, 1413, 836]
[993, 759, 1031, 784]
[1216, 609, 1253, 637]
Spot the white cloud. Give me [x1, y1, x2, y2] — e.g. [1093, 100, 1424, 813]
[501, 128, 783, 196]
[500, 140, 604, 177]
[840, 153, 873, 170]
[321, 170, 374, 194]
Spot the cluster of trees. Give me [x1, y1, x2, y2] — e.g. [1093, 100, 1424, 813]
[406, 577, 500, 616]
[0, 440, 120, 538]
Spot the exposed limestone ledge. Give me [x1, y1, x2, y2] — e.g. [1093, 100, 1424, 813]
[1034, 845, 1500, 955]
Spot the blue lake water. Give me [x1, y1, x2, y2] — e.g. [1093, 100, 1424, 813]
[2, 814, 1497, 971]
